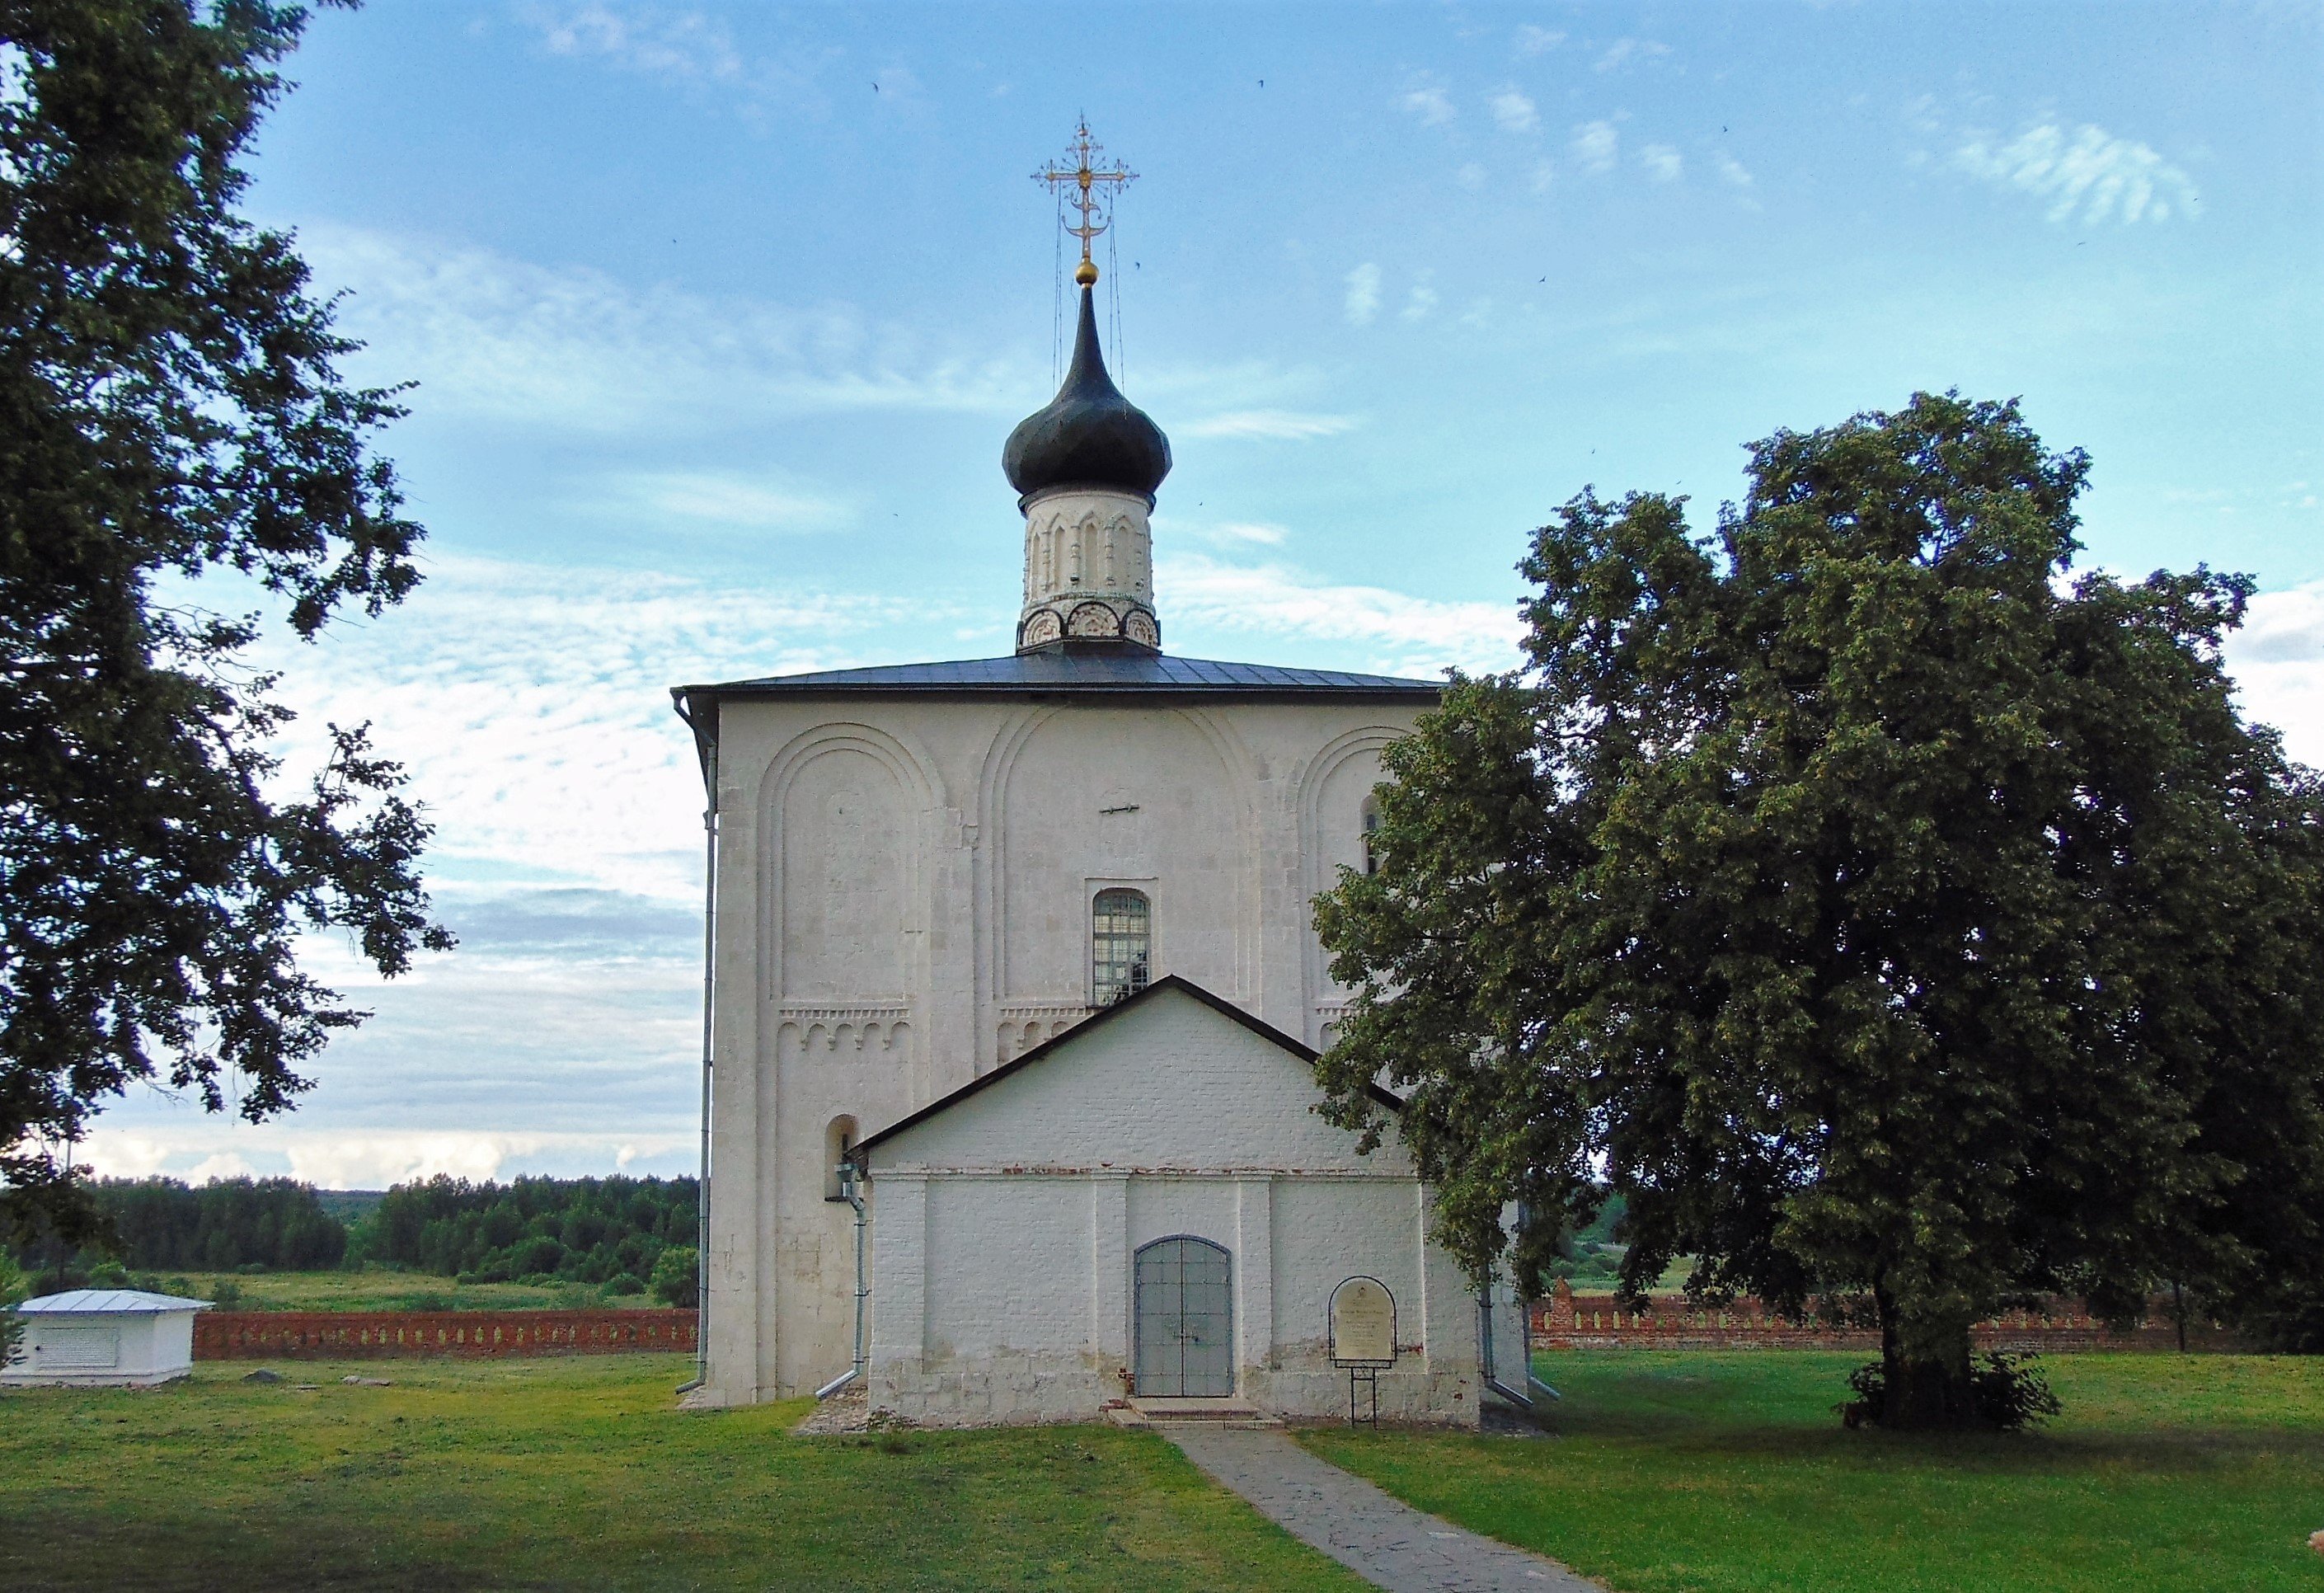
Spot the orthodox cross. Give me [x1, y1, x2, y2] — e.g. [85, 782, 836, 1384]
[1034, 120, 1136, 286]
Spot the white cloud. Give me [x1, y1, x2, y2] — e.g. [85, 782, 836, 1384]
[185, 1153, 260, 1185]
[1531, 159, 1556, 194]
[1714, 152, 1754, 189]
[1345, 262, 1383, 326]
[1400, 84, 1456, 126]
[1401, 282, 1439, 322]
[514, 2, 833, 115]
[1159, 554, 1523, 678]
[609, 469, 856, 530]
[2226, 583, 2324, 769]
[1514, 25, 1566, 56]
[215, 552, 919, 905]
[1952, 121, 2200, 224]
[1641, 143, 1683, 182]
[1571, 120, 1619, 174]
[1595, 38, 1669, 72]
[1491, 89, 1539, 134]
[1177, 520, 1289, 547]
[81, 1125, 698, 1188]
[302, 224, 1028, 434]
[1181, 411, 1361, 441]
[523, 2, 741, 82]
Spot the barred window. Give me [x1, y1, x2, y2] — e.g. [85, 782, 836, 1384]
[1092, 889, 1152, 1007]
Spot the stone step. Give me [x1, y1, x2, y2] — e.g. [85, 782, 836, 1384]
[1110, 1399, 1284, 1430]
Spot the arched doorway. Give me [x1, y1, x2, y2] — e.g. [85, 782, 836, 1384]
[1134, 1236, 1232, 1397]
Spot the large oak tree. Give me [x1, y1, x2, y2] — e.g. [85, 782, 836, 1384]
[2, 1, 448, 1239]
[1315, 394, 2324, 1426]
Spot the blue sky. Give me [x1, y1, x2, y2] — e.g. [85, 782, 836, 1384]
[90, 1, 2322, 1187]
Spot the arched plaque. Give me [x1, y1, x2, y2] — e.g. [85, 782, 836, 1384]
[1329, 1276, 1397, 1367]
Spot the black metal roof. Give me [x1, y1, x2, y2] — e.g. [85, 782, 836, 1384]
[1002, 283, 1171, 505]
[674, 647, 1443, 703]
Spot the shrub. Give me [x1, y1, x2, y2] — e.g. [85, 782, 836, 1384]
[0, 1252, 26, 1364]
[603, 1273, 646, 1299]
[1838, 1352, 2061, 1432]
[650, 1246, 697, 1308]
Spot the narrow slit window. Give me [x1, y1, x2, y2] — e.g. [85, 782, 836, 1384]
[1092, 889, 1151, 1007]
[1361, 797, 1383, 876]
[825, 1116, 857, 1201]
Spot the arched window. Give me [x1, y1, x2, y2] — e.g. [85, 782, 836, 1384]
[1361, 797, 1383, 876]
[824, 1115, 857, 1201]
[1092, 889, 1151, 1007]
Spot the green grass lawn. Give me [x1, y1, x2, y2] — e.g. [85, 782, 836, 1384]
[0, 1355, 1363, 1592]
[1303, 1351, 2324, 1592]
[126, 1269, 652, 1313]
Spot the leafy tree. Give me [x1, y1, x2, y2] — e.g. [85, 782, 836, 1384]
[0, 0, 448, 1238]
[650, 1243, 697, 1308]
[1316, 393, 2324, 1427]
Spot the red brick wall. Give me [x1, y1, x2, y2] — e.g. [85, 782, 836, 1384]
[194, 1309, 697, 1360]
[1530, 1283, 2246, 1353]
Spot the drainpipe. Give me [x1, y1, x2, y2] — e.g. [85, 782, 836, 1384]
[815, 1160, 870, 1400]
[673, 705, 716, 1397]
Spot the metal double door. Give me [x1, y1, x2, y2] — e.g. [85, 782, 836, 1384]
[1134, 1236, 1233, 1397]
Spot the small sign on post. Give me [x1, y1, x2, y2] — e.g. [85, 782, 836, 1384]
[1329, 1276, 1397, 1427]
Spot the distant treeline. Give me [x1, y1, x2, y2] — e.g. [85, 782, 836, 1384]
[356, 1175, 697, 1289]
[9, 1174, 697, 1294]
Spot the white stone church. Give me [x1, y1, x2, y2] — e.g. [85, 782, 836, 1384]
[672, 272, 1531, 1426]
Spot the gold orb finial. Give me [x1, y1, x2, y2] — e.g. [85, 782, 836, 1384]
[1075, 258, 1099, 287]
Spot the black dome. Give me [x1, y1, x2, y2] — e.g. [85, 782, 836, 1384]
[1003, 285, 1171, 503]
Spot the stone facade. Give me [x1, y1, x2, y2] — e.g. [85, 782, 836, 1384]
[861, 981, 1494, 1426]
[1016, 486, 1160, 651]
[690, 690, 1430, 1406]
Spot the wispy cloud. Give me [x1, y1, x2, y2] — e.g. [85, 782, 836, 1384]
[1491, 89, 1539, 134]
[1159, 553, 1524, 678]
[1571, 120, 1619, 174]
[1952, 121, 2200, 224]
[1345, 261, 1383, 326]
[1641, 143, 1683, 182]
[1514, 24, 1566, 56]
[1169, 519, 1289, 547]
[1401, 280, 1439, 322]
[607, 469, 857, 530]
[1181, 411, 1361, 441]
[1400, 82, 1456, 126]
[1594, 38, 1669, 73]
[1457, 162, 1488, 191]
[1714, 152, 1754, 190]
[515, 1, 835, 115]
[303, 224, 1029, 433]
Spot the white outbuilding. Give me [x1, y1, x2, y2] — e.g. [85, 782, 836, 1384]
[854, 976, 1530, 1426]
[3, 1290, 211, 1387]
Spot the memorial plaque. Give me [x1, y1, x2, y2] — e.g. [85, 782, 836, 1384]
[1329, 1276, 1397, 1366]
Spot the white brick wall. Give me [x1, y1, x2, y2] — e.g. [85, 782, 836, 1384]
[861, 985, 1486, 1426]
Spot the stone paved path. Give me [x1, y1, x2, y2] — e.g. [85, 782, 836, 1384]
[1163, 1425, 1601, 1593]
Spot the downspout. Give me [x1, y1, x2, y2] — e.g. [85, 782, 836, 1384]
[673, 699, 716, 1396]
[815, 1159, 869, 1400]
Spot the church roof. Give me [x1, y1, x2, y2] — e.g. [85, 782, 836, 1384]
[853, 975, 1401, 1158]
[675, 648, 1441, 703]
[1002, 283, 1171, 505]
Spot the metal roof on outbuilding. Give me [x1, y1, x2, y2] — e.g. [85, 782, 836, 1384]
[14, 1290, 213, 1314]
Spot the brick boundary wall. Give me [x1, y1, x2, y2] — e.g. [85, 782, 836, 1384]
[1530, 1283, 2248, 1353]
[195, 1309, 697, 1360]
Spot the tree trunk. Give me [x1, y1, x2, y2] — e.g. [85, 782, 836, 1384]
[1875, 1284, 1979, 1431]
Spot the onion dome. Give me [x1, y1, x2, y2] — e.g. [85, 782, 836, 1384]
[1002, 284, 1171, 505]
